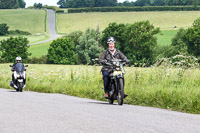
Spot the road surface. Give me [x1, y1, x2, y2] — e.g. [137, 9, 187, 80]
[0, 88, 200, 133]
[29, 10, 62, 46]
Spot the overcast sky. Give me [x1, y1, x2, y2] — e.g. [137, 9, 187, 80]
[24, 0, 136, 7]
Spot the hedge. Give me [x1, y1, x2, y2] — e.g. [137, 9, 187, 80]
[68, 6, 200, 13]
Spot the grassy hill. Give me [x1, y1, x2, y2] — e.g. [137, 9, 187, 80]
[57, 11, 200, 33]
[0, 9, 48, 43]
[0, 9, 46, 34]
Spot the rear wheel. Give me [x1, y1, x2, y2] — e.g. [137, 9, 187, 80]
[117, 78, 124, 105]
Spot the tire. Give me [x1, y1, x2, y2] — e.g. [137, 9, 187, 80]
[19, 82, 23, 92]
[117, 78, 124, 105]
[108, 98, 114, 104]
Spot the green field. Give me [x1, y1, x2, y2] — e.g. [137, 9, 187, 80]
[157, 30, 178, 46]
[0, 35, 50, 44]
[57, 11, 200, 34]
[29, 41, 52, 57]
[1, 64, 200, 114]
[0, 9, 49, 44]
[0, 9, 46, 34]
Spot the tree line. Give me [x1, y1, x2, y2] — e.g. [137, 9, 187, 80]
[57, 0, 200, 8]
[0, 0, 26, 9]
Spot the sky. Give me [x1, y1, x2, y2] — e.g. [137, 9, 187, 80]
[24, 0, 136, 7]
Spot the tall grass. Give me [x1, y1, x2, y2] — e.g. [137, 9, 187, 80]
[1, 64, 200, 114]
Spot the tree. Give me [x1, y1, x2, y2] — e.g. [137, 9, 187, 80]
[0, 23, 9, 36]
[0, 37, 30, 62]
[101, 22, 126, 52]
[47, 37, 78, 64]
[124, 21, 160, 65]
[184, 18, 200, 57]
[76, 28, 104, 64]
[171, 28, 187, 55]
[102, 21, 160, 65]
[0, 0, 26, 9]
[33, 3, 43, 9]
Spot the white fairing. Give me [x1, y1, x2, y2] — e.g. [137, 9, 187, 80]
[18, 79, 23, 82]
[14, 71, 17, 79]
[23, 71, 26, 79]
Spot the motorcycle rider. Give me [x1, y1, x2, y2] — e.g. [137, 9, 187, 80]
[99, 37, 130, 98]
[11, 56, 26, 85]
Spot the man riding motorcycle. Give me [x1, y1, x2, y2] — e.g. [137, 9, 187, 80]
[99, 37, 130, 98]
[11, 56, 26, 85]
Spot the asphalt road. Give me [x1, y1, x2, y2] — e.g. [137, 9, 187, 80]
[29, 9, 62, 46]
[1, 88, 200, 133]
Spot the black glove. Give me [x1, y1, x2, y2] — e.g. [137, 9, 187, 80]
[99, 60, 107, 65]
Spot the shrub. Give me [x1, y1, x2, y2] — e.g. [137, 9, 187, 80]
[102, 21, 160, 66]
[0, 36, 30, 63]
[0, 23, 9, 36]
[9, 29, 31, 35]
[184, 17, 200, 57]
[155, 55, 199, 68]
[47, 37, 78, 64]
[76, 28, 104, 64]
[26, 55, 47, 64]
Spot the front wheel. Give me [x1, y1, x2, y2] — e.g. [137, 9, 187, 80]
[117, 78, 124, 105]
[19, 82, 23, 92]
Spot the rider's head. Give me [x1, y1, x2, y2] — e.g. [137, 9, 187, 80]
[107, 37, 116, 51]
[16, 56, 22, 63]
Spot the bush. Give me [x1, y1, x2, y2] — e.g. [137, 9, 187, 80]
[9, 29, 31, 35]
[171, 28, 187, 55]
[26, 55, 47, 64]
[76, 28, 104, 64]
[155, 55, 199, 68]
[184, 17, 200, 57]
[102, 21, 160, 66]
[47, 37, 78, 64]
[0, 23, 9, 36]
[66, 31, 83, 47]
[68, 6, 200, 13]
[0, 36, 31, 63]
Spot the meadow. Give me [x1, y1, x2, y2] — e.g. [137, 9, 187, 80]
[56, 11, 200, 33]
[1, 63, 200, 114]
[29, 41, 52, 57]
[0, 9, 48, 43]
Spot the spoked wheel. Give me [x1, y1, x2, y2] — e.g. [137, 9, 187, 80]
[19, 82, 23, 92]
[117, 78, 124, 105]
[108, 98, 114, 104]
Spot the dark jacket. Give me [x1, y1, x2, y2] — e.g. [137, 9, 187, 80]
[99, 49, 129, 71]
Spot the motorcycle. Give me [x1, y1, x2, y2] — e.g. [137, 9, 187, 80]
[10, 63, 28, 92]
[103, 59, 126, 105]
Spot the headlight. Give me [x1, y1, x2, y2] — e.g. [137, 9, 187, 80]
[113, 71, 122, 76]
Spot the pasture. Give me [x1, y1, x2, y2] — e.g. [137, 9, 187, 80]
[0, 64, 200, 114]
[56, 11, 200, 33]
[0, 9, 48, 43]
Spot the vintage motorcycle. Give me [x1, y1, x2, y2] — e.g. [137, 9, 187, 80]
[103, 59, 126, 105]
[10, 63, 28, 92]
